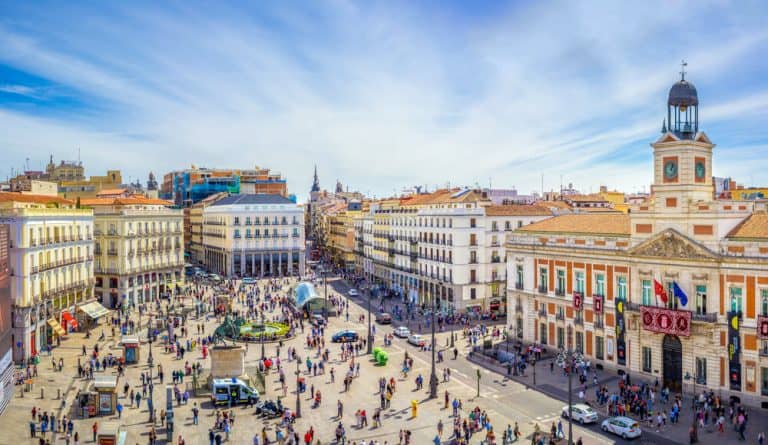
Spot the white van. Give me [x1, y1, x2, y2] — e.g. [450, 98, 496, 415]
[211, 378, 259, 406]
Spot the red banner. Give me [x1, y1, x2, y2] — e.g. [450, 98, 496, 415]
[759, 316, 768, 339]
[573, 292, 582, 311]
[640, 305, 691, 337]
[594, 295, 603, 313]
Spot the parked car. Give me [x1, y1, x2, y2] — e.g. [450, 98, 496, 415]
[348, 289, 359, 297]
[241, 277, 257, 284]
[393, 326, 411, 338]
[375, 313, 392, 324]
[332, 330, 359, 343]
[561, 404, 598, 424]
[407, 334, 426, 347]
[601, 416, 642, 439]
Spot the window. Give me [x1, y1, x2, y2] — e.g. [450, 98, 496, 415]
[556, 270, 565, 295]
[539, 323, 547, 345]
[491, 221, 498, 231]
[695, 357, 707, 385]
[575, 271, 584, 294]
[642, 280, 652, 306]
[762, 367, 768, 397]
[617, 276, 627, 300]
[470, 218, 476, 228]
[666, 282, 678, 309]
[469, 234, 477, 246]
[595, 273, 605, 296]
[696, 285, 707, 315]
[470, 270, 476, 283]
[469, 251, 477, 264]
[761, 289, 768, 316]
[245, 217, 251, 225]
[575, 332, 583, 353]
[470, 288, 476, 299]
[245, 229, 251, 238]
[505, 221, 511, 230]
[234, 217, 240, 226]
[517, 220, 523, 228]
[556, 327, 564, 349]
[516, 265, 524, 288]
[642, 347, 652, 372]
[595, 336, 604, 360]
[539, 268, 548, 292]
[234, 229, 241, 238]
[730, 287, 743, 314]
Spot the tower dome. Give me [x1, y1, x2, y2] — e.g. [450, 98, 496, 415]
[668, 79, 698, 108]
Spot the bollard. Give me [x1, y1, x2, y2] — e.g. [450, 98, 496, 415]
[41, 387, 44, 399]
[57, 388, 61, 399]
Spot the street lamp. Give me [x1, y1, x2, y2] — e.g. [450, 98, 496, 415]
[429, 292, 438, 399]
[260, 310, 266, 360]
[295, 355, 302, 418]
[323, 266, 329, 321]
[367, 288, 373, 354]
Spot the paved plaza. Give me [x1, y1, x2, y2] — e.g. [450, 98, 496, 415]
[1, 273, 765, 445]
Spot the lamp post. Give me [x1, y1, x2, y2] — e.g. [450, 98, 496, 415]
[260, 310, 266, 360]
[367, 288, 373, 354]
[323, 266, 329, 321]
[295, 355, 302, 418]
[449, 306, 455, 348]
[429, 292, 438, 399]
[567, 351, 573, 445]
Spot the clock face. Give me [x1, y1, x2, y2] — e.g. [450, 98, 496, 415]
[664, 160, 678, 179]
[695, 161, 706, 180]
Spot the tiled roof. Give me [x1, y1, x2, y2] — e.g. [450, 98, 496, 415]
[726, 213, 768, 239]
[210, 194, 295, 206]
[578, 207, 622, 213]
[81, 196, 173, 206]
[96, 188, 127, 196]
[516, 213, 630, 236]
[485, 204, 552, 216]
[534, 200, 573, 210]
[401, 188, 487, 206]
[0, 192, 73, 205]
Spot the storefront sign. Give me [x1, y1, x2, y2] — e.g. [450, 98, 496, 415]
[727, 311, 741, 391]
[615, 299, 626, 366]
[594, 295, 603, 313]
[573, 292, 582, 311]
[759, 316, 768, 339]
[640, 305, 691, 337]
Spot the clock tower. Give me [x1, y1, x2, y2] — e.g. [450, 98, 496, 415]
[651, 66, 714, 208]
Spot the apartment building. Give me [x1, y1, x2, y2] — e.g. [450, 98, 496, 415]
[0, 223, 14, 413]
[352, 189, 552, 312]
[201, 194, 305, 277]
[188, 192, 228, 265]
[506, 74, 768, 406]
[0, 192, 94, 362]
[84, 196, 185, 308]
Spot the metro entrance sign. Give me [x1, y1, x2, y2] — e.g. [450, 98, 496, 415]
[640, 305, 691, 337]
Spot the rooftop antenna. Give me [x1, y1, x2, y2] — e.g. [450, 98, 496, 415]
[680, 59, 687, 81]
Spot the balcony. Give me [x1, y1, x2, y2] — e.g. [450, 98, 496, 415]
[555, 288, 565, 297]
[107, 249, 118, 256]
[515, 282, 524, 290]
[759, 345, 768, 358]
[574, 316, 584, 326]
[594, 318, 604, 329]
[538, 285, 548, 294]
[538, 307, 548, 317]
[515, 303, 523, 312]
[692, 312, 718, 323]
[491, 256, 501, 263]
[469, 258, 478, 264]
[107, 229, 118, 236]
[625, 301, 641, 312]
[555, 312, 565, 321]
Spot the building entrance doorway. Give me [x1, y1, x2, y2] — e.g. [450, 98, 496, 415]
[663, 334, 683, 392]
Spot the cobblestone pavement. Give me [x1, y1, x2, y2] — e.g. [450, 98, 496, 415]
[1, 275, 626, 444]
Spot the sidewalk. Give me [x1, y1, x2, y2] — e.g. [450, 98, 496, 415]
[468, 351, 767, 445]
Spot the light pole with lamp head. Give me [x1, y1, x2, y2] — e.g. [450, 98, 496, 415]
[367, 288, 373, 354]
[429, 291, 438, 399]
[260, 310, 265, 360]
[295, 355, 302, 418]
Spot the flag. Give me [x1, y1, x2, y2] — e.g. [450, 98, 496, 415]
[672, 282, 688, 307]
[654, 279, 668, 304]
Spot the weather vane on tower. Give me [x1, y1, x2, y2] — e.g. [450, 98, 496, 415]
[680, 60, 687, 81]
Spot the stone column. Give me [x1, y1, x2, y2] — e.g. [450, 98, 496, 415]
[299, 252, 306, 277]
[287, 250, 293, 276]
[251, 253, 255, 277]
[278, 251, 283, 277]
[240, 252, 245, 276]
[260, 254, 265, 278]
[269, 252, 274, 275]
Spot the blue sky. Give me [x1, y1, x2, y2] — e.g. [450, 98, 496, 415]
[2, 1, 768, 199]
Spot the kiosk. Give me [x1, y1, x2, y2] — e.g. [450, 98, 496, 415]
[97, 421, 126, 445]
[120, 335, 140, 364]
[93, 376, 118, 416]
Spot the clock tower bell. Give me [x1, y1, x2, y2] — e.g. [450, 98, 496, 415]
[651, 64, 714, 207]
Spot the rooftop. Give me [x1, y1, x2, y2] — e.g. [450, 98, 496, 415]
[210, 193, 295, 206]
[81, 196, 173, 206]
[0, 192, 73, 205]
[726, 213, 768, 240]
[516, 213, 630, 236]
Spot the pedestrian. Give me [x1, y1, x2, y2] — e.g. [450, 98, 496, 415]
[91, 422, 98, 443]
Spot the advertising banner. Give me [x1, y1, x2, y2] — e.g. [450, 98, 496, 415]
[758, 316, 768, 339]
[615, 299, 626, 366]
[727, 311, 741, 391]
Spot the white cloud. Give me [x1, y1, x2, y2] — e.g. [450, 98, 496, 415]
[0, 1, 767, 198]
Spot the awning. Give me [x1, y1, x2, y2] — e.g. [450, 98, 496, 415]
[47, 318, 66, 337]
[62, 311, 78, 329]
[78, 301, 111, 319]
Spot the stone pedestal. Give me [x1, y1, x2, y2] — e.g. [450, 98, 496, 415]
[209, 345, 245, 379]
